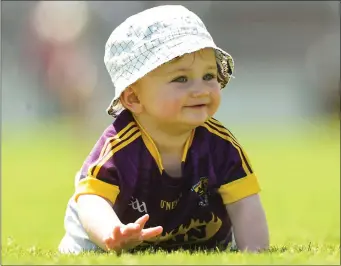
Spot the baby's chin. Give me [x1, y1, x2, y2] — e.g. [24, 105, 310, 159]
[181, 114, 210, 127]
[154, 112, 211, 129]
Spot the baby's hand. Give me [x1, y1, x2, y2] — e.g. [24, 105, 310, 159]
[103, 214, 163, 252]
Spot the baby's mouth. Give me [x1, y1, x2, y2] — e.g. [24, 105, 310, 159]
[185, 104, 207, 108]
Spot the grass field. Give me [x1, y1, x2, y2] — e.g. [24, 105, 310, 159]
[2, 118, 340, 264]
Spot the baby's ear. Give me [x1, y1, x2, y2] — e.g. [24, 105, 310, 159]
[120, 86, 143, 114]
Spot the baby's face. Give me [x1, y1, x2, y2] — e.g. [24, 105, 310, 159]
[134, 48, 221, 128]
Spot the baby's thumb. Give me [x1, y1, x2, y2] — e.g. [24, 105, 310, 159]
[112, 225, 122, 240]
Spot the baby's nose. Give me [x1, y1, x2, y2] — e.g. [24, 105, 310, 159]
[191, 87, 210, 98]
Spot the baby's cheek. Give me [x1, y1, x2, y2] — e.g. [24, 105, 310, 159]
[156, 101, 181, 117]
[150, 90, 185, 118]
[209, 88, 222, 114]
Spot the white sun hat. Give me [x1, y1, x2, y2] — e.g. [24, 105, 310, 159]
[104, 5, 234, 116]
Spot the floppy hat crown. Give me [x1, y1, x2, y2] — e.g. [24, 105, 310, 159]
[104, 5, 234, 116]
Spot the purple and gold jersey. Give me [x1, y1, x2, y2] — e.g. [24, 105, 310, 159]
[73, 109, 260, 251]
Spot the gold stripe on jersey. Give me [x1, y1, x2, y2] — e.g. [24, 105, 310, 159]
[134, 117, 163, 173]
[92, 130, 141, 178]
[87, 122, 138, 177]
[206, 119, 253, 172]
[181, 129, 195, 162]
[209, 118, 238, 143]
[218, 173, 260, 204]
[74, 176, 120, 204]
[202, 123, 251, 176]
[99, 122, 137, 158]
[208, 118, 251, 165]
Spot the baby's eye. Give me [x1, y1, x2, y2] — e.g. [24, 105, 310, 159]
[203, 73, 217, 81]
[171, 76, 188, 83]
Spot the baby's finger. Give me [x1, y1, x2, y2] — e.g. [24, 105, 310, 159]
[134, 214, 149, 228]
[104, 226, 122, 251]
[121, 223, 141, 237]
[112, 225, 123, 241]
[140, 226, 163, 240]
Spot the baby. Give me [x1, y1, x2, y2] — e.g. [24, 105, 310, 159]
[58, 5, 269, 254]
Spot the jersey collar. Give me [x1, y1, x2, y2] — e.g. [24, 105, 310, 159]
[132, 115, 195, 174]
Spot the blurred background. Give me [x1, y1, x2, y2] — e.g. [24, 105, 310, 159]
[2, 1, 340, 128]
[2, 1, 340, 252]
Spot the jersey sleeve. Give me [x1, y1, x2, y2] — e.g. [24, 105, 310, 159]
[214, 127, 261, 204]
[74, 125, 121, 204]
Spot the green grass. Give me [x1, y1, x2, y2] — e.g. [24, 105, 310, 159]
[2, 119, 340, 264]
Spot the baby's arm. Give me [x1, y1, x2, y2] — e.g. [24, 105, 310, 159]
[226, 194, 269, 252]
[74, 125, 162, 252]
[77, 194, 121, 251]
[211, 121, 269, 252]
